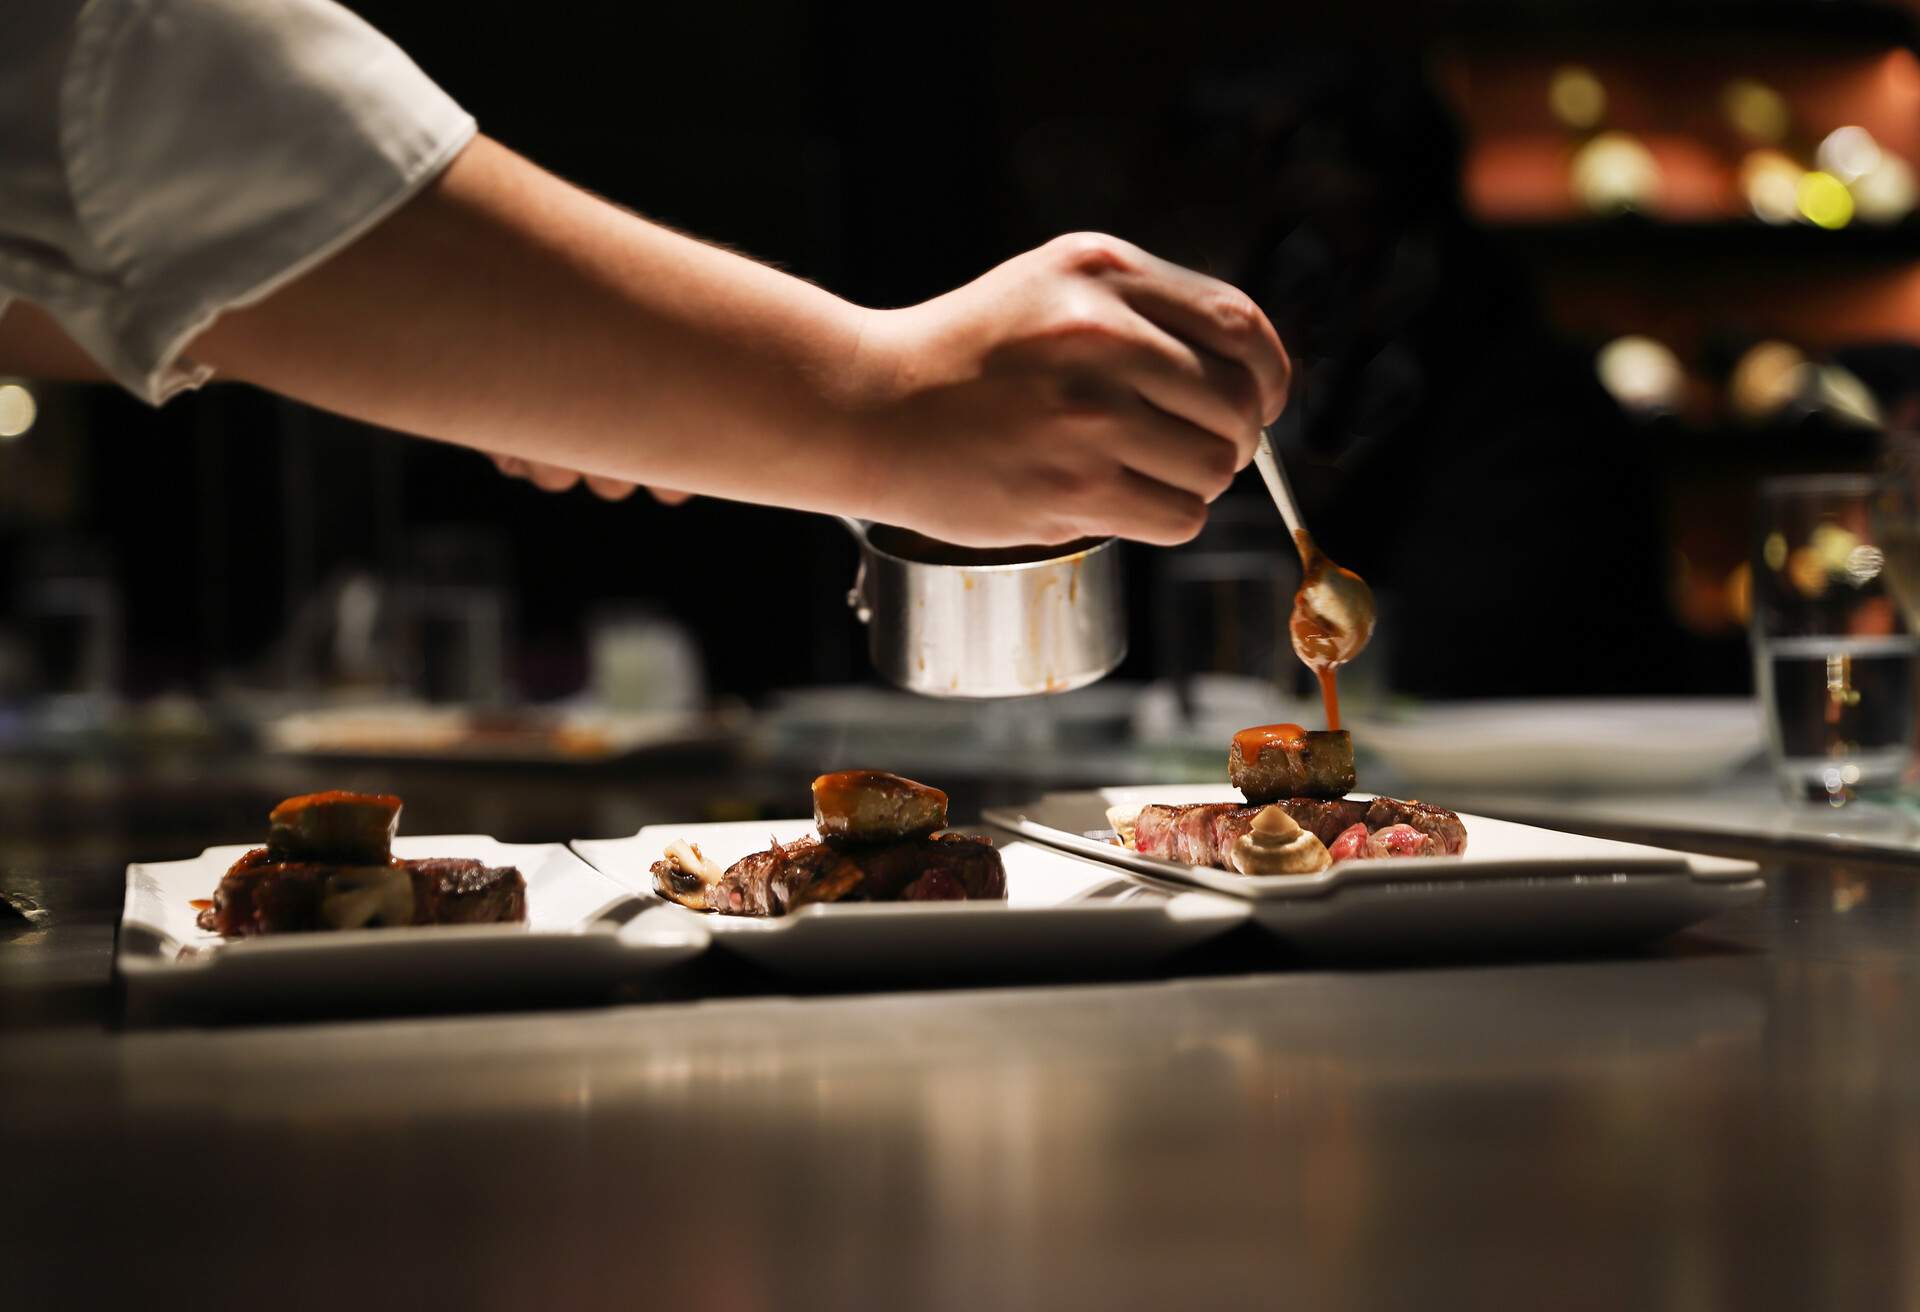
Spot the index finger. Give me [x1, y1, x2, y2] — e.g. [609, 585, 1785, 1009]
[1112, 261, 1291, 424]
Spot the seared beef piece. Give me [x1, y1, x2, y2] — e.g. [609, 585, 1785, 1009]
[1272, 798, 1372, 845]
[1132, 799, 1369, 868]
[1327, 823, 1370, 864]
[1362, 798, 1467, 855]
[267, 791, 402, 864]
[197, 850, 525, 936]
[651, 832, 1005, 917]
[1229, 730, 1356, 803]
[197, 847, 334, 936]
[1362, 824, 1435, 858]
[1131, 803, 1239, 867]
[1133, 796, 1466, 869]
[402, 858, 527, 924]
[900, 868, 968, 900]
[812, 770, 949, 845]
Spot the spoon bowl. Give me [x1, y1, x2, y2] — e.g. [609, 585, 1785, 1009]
[1251, 432, 1377, 670]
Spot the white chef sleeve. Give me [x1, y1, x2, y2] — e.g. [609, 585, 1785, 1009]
[0, 0, 476, 404]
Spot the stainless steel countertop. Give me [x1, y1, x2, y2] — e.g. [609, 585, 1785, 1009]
[6, 820, 1919, 1309]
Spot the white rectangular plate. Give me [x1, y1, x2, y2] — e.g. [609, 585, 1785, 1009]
[983, 787, 1765, 953]
[572, 821, 1248, 979]
[119, 835, 708, 1012]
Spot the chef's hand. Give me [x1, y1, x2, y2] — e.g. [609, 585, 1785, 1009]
[852, 233, 1290, 547]
[485, 453, 689, 505]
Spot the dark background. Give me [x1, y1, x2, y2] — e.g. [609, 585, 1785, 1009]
[9, 0, 1918, 709]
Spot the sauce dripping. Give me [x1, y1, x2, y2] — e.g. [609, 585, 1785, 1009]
[1288, 529, 1371, 731]
[1232, 723, 1307, 764]
[188, 899, 214, 912]
[1316, 668, 1341, 733]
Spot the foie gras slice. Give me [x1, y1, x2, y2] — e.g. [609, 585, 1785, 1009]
[811, 770, 949, 845]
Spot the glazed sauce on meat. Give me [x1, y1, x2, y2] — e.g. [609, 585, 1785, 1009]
[267, 789, 402, 822]
[1232, 723, 1307, 763]
[812, 769, 893, 811]
[1290, 530, 1355, 731]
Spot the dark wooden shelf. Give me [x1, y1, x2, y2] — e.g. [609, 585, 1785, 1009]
[1485, 217, 1920, 262]
[1441, 1, 1920, 52]
[1627, 414, 1883, 469]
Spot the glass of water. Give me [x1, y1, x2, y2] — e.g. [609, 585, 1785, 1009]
[1753, 474, 1917, 803]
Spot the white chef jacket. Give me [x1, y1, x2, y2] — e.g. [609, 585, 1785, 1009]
[0, 0, 476, 404]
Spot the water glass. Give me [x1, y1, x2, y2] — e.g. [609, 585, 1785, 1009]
[1752, 474, 1917, 803]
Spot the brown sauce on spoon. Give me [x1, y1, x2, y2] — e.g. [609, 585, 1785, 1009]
[1289, 530, 1365, 731]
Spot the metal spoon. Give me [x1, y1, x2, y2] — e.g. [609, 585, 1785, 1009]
[1252, 430, 1376, 667]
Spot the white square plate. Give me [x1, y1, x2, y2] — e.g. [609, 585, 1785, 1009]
[983, 787, 1766, 953]
[119, 835, 708, 1013]
[572, 821, 1248, 979]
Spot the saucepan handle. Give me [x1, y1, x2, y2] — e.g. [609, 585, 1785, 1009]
[836, 516, 874, 623]
[846, 556, 872, 623]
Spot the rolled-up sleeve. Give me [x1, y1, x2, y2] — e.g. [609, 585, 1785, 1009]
[0, 0, 475, 403]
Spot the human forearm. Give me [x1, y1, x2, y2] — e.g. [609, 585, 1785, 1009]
[192, 134, 1291, 547]
[190, 135, 888, 517]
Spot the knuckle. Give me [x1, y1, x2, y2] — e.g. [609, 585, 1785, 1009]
[1203, 290, 1260, 337]
[1221, 371, 1262, 430]
[1170, 499, 1209, 541]
[1202, 439, 1239, 487]
[1035, 461, 1097, 503]
[1048, 230, 1136, 276]
[1042, 453, 1128, 506]
[1040, 310, 1124, 355]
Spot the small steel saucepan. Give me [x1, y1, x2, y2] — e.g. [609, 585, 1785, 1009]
[839, 518, 1127, 698]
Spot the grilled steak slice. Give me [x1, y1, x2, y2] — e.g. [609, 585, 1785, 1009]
[197, 849, 525, 936]
[267, 790, 402, 864]
[1328, 823, 1370, 863]
[1274, 798, 1373, 845]
[812, 770, 949, 845]
[198, 847, 331, 936]
[1131, 796, 1466, 869]
[1132, 798, 1369, 868]
[651, 831, 1006, 916]
[1362, 824, 1437, 858]
[1229, 728, 1356, 802]
[1362, 797, 1468, 855]
[402, 858, 527, 925]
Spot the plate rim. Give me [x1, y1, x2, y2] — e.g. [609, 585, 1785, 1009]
[117, 835, 697, 978]
[980, 789, 1763, 903]
[570, 821, 1251, 932]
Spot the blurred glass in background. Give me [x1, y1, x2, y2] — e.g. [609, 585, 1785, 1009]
[1752, 474, 1915, 803]
[402, 529, 511, 706]
[19, 540, 122, 728]
[587, 605, 704, 713]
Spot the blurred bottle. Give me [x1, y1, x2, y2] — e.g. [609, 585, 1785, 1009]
[402, 529, 511, 706]
[586, 606, 704, 712]
[19, 540, 121, 705]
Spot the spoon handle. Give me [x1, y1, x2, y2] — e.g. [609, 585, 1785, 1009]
[1252, 429, 1308, 546]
